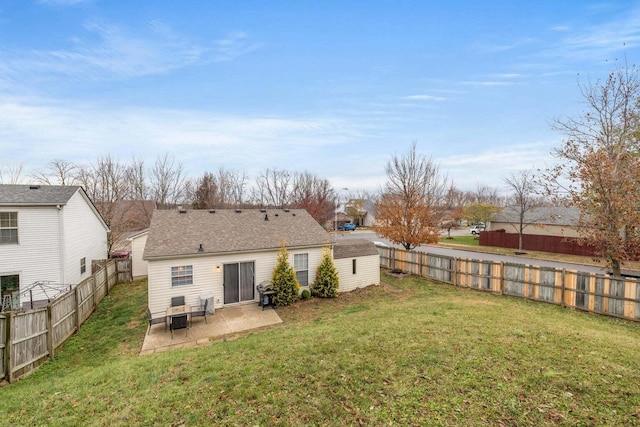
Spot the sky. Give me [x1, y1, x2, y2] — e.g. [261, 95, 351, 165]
[1, 0, 640, 194]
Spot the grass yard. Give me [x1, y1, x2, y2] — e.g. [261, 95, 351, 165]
[439, 234, 480, 246]
[1, 274, 640, 426]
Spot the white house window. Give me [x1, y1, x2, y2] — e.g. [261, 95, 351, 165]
[294, 253, 309, 287]
[171, 265, 193, 286]
[0, 212, 18, 244]
[80, 257, 86, 274]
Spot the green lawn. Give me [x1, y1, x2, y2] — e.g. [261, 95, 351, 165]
[2, 274, 640, 426]
[439, 234, 480, 246]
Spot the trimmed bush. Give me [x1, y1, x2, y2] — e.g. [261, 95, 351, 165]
[271, 241, 300, 306]
[311, 246, 339, 298]
[301, 289, 311, 300]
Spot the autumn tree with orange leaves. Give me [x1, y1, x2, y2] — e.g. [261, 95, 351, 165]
[544, 64, 640, 277]
[373, 142, 448, 250]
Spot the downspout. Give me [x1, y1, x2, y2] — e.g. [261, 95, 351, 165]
[58, 204, 65, 285]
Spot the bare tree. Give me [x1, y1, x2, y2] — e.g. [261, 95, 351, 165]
[149, 153, 187, 208]
[467, 183, 504, 207]
[125, 156, 148, 200]
[504, 170, 542, 250]
[192, 168, 248, 209]
[373, 142, 448, 250]
[76, 155, 130, 252]
[290, 171, 334, 226]
[30, 159, 77, 185]
[0, 163, 24, 184]
[253, 168, 293, 208]
[545, 63, 640, 276]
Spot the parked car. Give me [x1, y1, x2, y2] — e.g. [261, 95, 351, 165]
[340, 223, 357, 231]
[469, 225, 485, 235]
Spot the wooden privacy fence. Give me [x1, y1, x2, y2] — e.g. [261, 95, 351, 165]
[0, 259, 128, 383]
[380, 247, 640, 323]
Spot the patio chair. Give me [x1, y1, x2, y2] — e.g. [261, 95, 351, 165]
[191, 298, 209, 325]
[146, 308, 166, 335]
[170, 313, 188, 338]
[171, 296, 185, 307]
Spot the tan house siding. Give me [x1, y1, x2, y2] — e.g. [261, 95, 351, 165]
[335, 254, 380, 292]
[147, 246, 325, 314]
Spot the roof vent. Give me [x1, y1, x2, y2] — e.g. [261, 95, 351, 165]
[178, 208, 187, 214]
[264, 214, 269, 221]
[209, 209, 216, 213]
[284, 208, 290, 213]
[235, 209, 242, 213]
[275, 213, 279, 217]
[259, 208, 267, 213]
[292, 213, 296, 216]
[198, 243, 204, 253]
[29, 185, 40, 190]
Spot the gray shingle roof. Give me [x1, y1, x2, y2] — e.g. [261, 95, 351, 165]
[0, 184, 80, 206]
[144, 208, 331, 259]
[492, 206, 580, 227]
[333, 238, 379, 259]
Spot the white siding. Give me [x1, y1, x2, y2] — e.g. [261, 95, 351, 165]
[335, 254, 380, 293]
[0, 206, 62, 300]
[147, 246, 325, 314]
[61, 191, 109, 285]
[131, 232, 148, 278]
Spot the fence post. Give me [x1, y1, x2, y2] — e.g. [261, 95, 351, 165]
[46, 305, 54, 360]
[500, 262, 506, 294]
[561, 268, 566, 308]
[74, 286, 81, 330]
[452, 258, 458, 286]
[6, 311, 13, 383]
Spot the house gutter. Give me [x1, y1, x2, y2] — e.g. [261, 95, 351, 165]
[143, 243, 331, 262]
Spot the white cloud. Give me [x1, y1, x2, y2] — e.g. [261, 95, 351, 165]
[402, 94, 447, 101]
[0, 21, 262, 82]
[0, 96, 377, 180]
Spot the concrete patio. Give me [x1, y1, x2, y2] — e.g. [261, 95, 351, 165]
[140, 303, 282, 355]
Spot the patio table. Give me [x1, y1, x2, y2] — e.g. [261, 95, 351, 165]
[166, 304, 191, 328]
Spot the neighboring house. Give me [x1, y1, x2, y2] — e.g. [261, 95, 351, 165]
[129, 228, 149, 279]
[0, 184, 109, 309]
[488, 206, 580, 238]
[143, 208, 331, 314]
[333, 239, 380, 292]
[344, 199, 377, 227]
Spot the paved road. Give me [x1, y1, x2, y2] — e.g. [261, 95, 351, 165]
[335, 230, 611, 275]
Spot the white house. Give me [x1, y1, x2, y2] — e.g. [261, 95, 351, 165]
[0, 184, 109, 309]
[333, 239, 380, 292]
[129, 228, 149, 279]
[143, 208, 331, 314]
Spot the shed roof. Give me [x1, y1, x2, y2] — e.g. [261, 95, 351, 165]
[333, 238, 379, 259]
[144, 208, 331, 259]
[0, 184, 79, 206]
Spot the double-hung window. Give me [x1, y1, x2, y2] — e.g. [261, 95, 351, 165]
[294, 253, 309, 287]
[80, 257, 87, 274]
[0, 212, 18, 244]
[171, 265, 193, 286]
